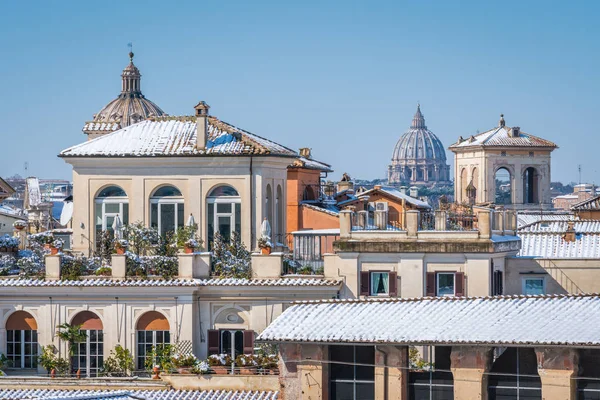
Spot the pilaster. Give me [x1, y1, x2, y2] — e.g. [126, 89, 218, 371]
[451, 346, 493, 400]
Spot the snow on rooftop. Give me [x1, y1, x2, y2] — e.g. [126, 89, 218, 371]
[61, 117, 297, 158]
[0, 389, 278, 400]
[449, 126, 557, 149]
[258, 294, 600, 346]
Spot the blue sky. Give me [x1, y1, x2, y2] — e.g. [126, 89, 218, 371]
[0, 0, 598, 183]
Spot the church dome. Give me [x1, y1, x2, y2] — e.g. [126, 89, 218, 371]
[388, 105, 450, 185]
[391, 105, 446, 162]
[83, 52, 166, 137]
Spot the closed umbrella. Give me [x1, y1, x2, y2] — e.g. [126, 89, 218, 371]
[112, 215, 123, 240]
[186, 213, 196, 227]
[260, 217, 271, 241]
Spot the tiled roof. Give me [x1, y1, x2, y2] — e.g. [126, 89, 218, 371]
[517, 220, 600, 258]
[290, 156, 333, 172]
[571, 194, 600, 211]
[518, 220, 600, 233]
[82, 121, 121, 133]
[0, 278, 342, 287]
[516, 212, 574, 228]
[0, 389, 278, 400]
[257, 294, 600, 347]
[301, 203, 340, 217]
[449, 125, 557, 149]
[344, 187, 431, 209]
[61, 116, 297, 158]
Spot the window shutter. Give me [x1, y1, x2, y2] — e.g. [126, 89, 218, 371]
[426, 272, 436, 296]
[207, 329, 220, 355]
[388, 272, 398, 296]
[455, 272, 465, 297]
[360, 271, 370, 296]
[243, 330, 255, 354]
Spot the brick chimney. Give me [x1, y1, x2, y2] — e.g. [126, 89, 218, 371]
[194, 101, 210, 150]
[563, 221, 576, 242]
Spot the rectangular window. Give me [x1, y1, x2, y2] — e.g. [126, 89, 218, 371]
[522, 277, 545, 295]
[437, 273, 455, 296]
[330, 345, 374, 400]
[370, 272, 389, 295]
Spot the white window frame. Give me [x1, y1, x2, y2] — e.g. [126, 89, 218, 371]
[95, 198, 128, 231]
[6, 330, 38, 369]
[207, 196, 241, 237]
[370, 271, 390, 296]
[436, 272, 456, 297]
[522, 276, 545, 295]
[150, 197, 184, 235]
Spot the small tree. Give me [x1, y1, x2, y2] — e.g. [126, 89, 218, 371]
[123, 222, 159, 255]
[211, 231, 251, 279]
[101, 345, 134, 377]
[98, 230, 114, 263]
[56, 323, 87, 372]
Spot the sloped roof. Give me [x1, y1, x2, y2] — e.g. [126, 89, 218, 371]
[449, 125, 557, 150]
[258, 294, 600, 347]
[344, 187, 431, 209]
[289, 156, 333, 172]
[516, 212, 574, 228]
[0, 177, 15, 198]
[61, 116, 297, 158]
[0, 278, 342, 288]
[571, 194, 600, 211]
[517, 219, 600, 258]
[0, 389, 278, 400]
[301, 203, 340, 217]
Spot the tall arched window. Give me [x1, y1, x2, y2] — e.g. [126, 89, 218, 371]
[265, 184, 273, 230]
[150, 186, 184, 236]
[136, 311, 170, 370]
[523, 167, 539, 204]
[6, 311, 38, 369]
[207, 185, 241, 248]
[95, 186, 129, 250]
[276, 185, 284, 242]
[460, 168, 468, 203]
[71, 311, 103, 377]
[495, 168, 512, 205]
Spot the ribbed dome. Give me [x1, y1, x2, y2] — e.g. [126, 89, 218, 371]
[83, 52, 166, 137]
[391, 105, 446, 162]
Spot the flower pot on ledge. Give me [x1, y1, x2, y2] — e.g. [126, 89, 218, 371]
[115, 247, 126, 255]
[211, 366, 228, 375]
[239, 367, 256, 375]
[176, 367, 193, 374]
[261, 247, 272, 255]
[50, 247, 59, 256]
[184, 246, 195, 254]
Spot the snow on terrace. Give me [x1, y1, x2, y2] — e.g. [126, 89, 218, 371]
[0, 389, 278, 400]
[60, 117, 297, 158]
[257, 294, 600, 347]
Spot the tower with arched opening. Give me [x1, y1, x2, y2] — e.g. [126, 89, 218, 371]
[449, 115, 557, 209]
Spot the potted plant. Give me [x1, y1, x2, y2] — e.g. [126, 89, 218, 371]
[172, 353, 198, 374]
[235, 354, 258, 375]
[258, 238, 272, 255]
[41, 233, 54, 250]
[56, 323, 87, 376]
[95, 266, 112, 276]
[115, 239, 128, 255]
[207, 354, 232, 374]
[259, 354, 279, 375]
[13, 220, 27, 231]
[50, 238, 64, 255]
[184, 238, 198, 254]
[192, 360, 210, 375]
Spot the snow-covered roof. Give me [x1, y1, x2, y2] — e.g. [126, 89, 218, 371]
[519, 220, 600, 234]
[571, 194, 600, 211]
[290, 156, 333, 172]
[301, 203, 340, 217]
[0, 204, 26, 219]
[516, 212, 574, 228]
[517, 220, 600, 258]
[0, 278, 341, 288]
[61, 116, 297, 158]
[0, 389, 277, 400]
[258, 294, 600, 347]
[449, 125, 557, 149]
[347, 187, 431, 209]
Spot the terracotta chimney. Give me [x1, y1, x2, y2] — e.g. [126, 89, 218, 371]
[299, 148, 312, 159]
[194, 101, 210, 150]
[563, 221, 576, 243]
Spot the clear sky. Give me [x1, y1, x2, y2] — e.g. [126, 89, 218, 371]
[0, 0, 598, 183]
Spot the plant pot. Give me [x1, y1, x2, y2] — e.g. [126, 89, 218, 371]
[152, 366, 160, 380]
[50, 368, 56, 378]
[14, 225, 24, 231]
[268, 368, 279, 375]
[44, 244, 51, 250]
[116, 247, 126, 255]
[261, 247, 272, 255]
[176, 367, 193, 374]
[211, 366, 228, 375]
[240, 367, 255, 375]
[184, 246, 194, 254]
[50, 247, 59, 255]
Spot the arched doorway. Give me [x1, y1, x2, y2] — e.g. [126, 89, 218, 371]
[488, 347, 541, 400]
[207, 185, 241, 249]
[6, 311, 38, 369]
[71, 311, 103, 377]
[136, 311, 170, 370]
[95, 185, 129, 251]
[275, 185, 284, 243]
[150, 185, 184, 236]
[494, 168, 512, 205]
[523, 167, 539, 204]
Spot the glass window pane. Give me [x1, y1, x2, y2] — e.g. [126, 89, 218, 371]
[355, 382, 375, 400]
[32, 330, 38, 342]
[221, 331, 232, 354]
[208, 204, 215, 250]
[161, 203, 176, 235]
[234, 331, 244, 357]
[151, 203, 159, 229]
[97, 186, 126, 197]
[7, 331, 13, 341]
[24, 330, 31, 342]
[355, 346, 375, 380]
[164, 331, 170, 343]
[123, 203, 129, 225]
[525, 279, 544, 295]
[145, 331, 153, 342]
[370, 272, 389, 295]
[177, 203, 184, 228]
[138, 331, 145, 342]
[217, 203, 231, 213]
[156, 331, 163, 343]
[90, 330, 97, 341]
[331, 382, 354, 400]
[95, 203, 103, 229]
[153, 186, 182, 197]
[208, 186, 239, 197]
[330, 345, 354, 381]
[218, 216, 232, 242]
[437, 273, 455, 296]
[235, 203, 241, 234]
[105, 203, 120, 213]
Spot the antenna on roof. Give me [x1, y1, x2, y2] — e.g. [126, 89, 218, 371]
[578, 165, 582, 185]
[24, 162, 28, 175]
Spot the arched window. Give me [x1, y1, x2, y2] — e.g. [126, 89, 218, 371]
[150, 186, 184, 236]
[276, 185, 284, 242]
[303, 185, 316, 201]
[207, 185, 241, 249]
[265, 184, 273, 230]
[71, 311, 103, 377]
[460, 168, 468, 202]
[495, 168, 512, 205]
[95, 186, 129, 250]
[136, 311, 170, 370]
[6, 311, 38, 369]
[523, 167, 539, 204]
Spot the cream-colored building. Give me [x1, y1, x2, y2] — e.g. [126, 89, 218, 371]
[449, 114, 557, 209]
[61, 102, 295, 255]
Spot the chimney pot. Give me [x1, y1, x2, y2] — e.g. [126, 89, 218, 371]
[299, 148, 312, 159]
[194, 101, 210, 150]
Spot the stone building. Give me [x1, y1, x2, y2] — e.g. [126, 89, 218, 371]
[388, 105, 450, 186]
[449, 114, 557, 209]
[82, 52, 166, 140]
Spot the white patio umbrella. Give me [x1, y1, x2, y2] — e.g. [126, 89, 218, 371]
[112, 214, 123, 240]
[260, 217, 271, 241]
[186, 213, 196, 227]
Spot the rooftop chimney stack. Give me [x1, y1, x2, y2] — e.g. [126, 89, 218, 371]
[194, 101, 210, 150]
[299, 148, 312, 159]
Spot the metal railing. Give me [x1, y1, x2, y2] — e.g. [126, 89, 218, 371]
[351, 210, 403, 231]
[282, 232, 338, 275]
